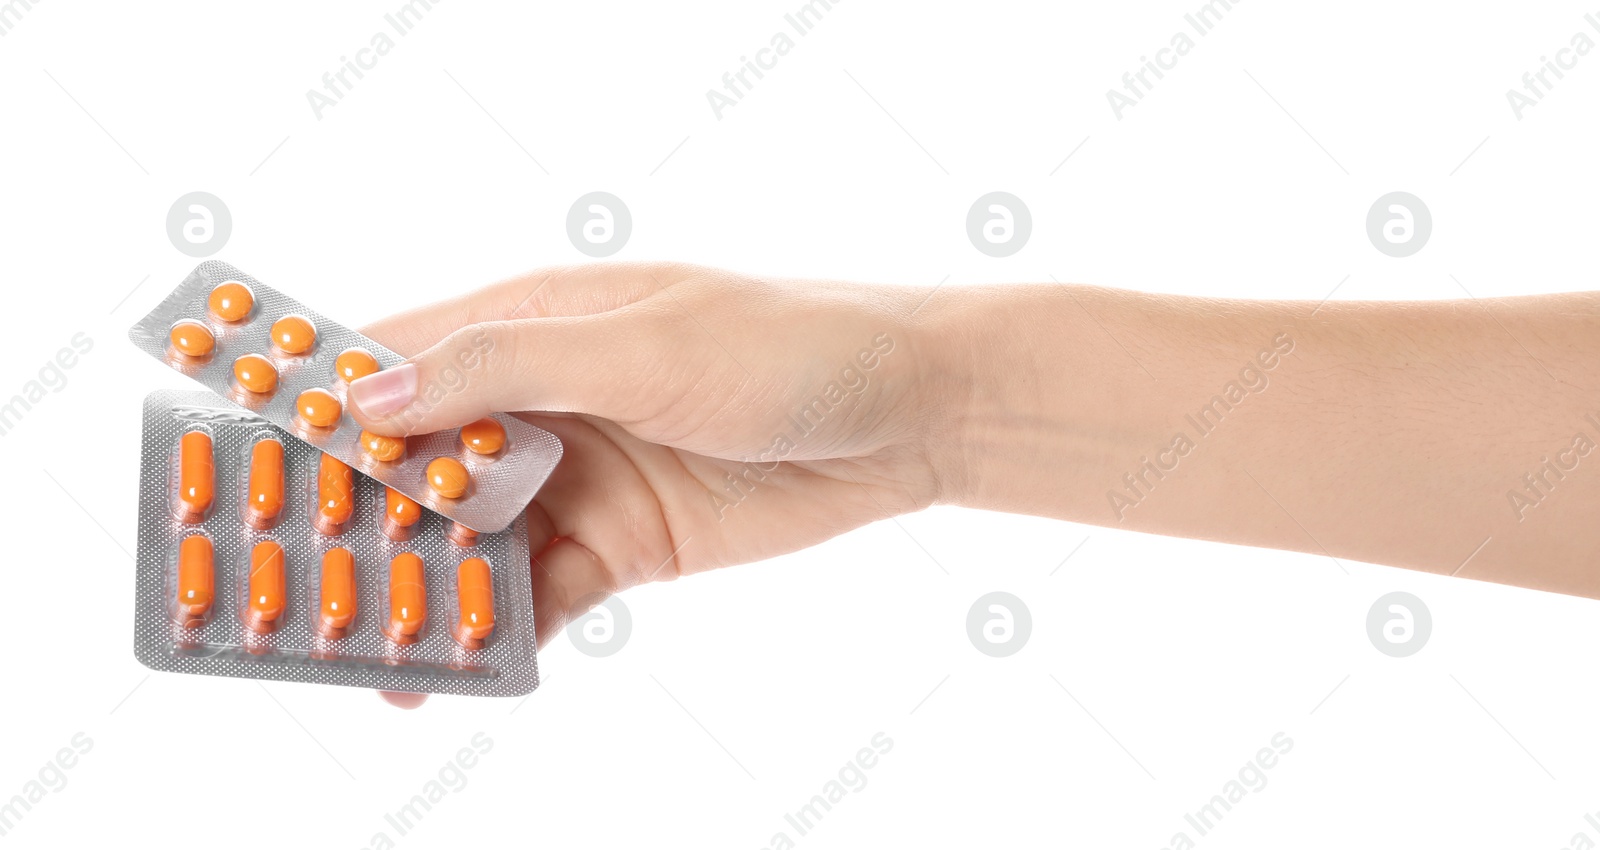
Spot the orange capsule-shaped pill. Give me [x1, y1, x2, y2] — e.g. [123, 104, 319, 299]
[317, 548, 358, 639]
[271, 315, 317, 355]
[384, 552, 427, 645]
[426, 457, 470, 499]
[383, 487, 422, 542]
[168, 321, 215, 358]
[447, 522, 479, 548]
[454, 557, 495, 648]
[360, 430, 405, 462]
[313, 455, 355, 536]
[176, 430, 214, 523]
[232, 353, 279, 395]
[208, 281, 254, 322]
[335, 348, 380, 383]
[174, 534, 214, 627]
[460, 418, 507, 456]
[296, 388, 342, 428]
[245, 439, 285, 530]
[245, 540, 287, 634]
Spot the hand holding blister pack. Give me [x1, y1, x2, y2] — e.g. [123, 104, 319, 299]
[127, 262, 562, 697]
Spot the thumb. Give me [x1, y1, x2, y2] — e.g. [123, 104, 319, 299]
[347, 314, 656, 436]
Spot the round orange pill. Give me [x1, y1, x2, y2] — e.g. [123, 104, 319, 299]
[335, 348, 380, 382]
[271, 315, 317, 355]
[296, 387, 342, 428]
[426, 457, 470, 499]
[208, 281, 254, 322]
[168, 321, 215, 358]
[361, 430, 406, 462]
[460, 418, 507, 455]
[233, 354, 278, 395]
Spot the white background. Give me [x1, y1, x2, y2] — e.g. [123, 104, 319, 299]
[1, 1, 1598, 847]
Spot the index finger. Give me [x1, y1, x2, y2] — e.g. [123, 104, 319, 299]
[359, 262, 671, 357]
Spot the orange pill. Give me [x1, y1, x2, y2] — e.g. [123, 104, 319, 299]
[383, 487, 422, 542]
[314, 455, 355, 536]
[245, 540, 287, 634]
[296, 387, 342, 428]
[176, 430, 214, 523]
[447, 522, 479, 548]
[317, 548, 358, 639]
[208, 281, 254, 322]
[174, 534, 214, 627]
[232, 353, 279, 395]
[454, 557, 495, 647]
[360, 430, 406, 462]
[426, 457, 470, 499]
[245, 439, 285, 530]
[271, 314, 317, 355]
[335, 348, 380, 382]
[384, 552, 427, 644]
[460, 418, 507, 455]
[168, 321, 215, 358]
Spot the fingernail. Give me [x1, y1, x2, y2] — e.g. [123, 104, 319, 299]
[349, 363, 418, 417]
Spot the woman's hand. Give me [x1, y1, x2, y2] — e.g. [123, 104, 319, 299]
[352, 262, 948, 697]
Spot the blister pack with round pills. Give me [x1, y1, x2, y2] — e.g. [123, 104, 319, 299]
[128, 261, 562, 534]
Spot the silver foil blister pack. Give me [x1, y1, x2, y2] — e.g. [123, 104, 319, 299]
[127, 260, 561, 533]
[132, 390, 541, 697]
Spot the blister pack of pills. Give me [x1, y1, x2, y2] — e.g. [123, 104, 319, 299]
[132, 390, 541, 697]
[128, 260, 562, 534]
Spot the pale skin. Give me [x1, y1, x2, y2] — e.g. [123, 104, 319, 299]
[350, 263, 1600, 707]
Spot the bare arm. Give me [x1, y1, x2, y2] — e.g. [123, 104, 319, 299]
[923, 284, 1600, 596]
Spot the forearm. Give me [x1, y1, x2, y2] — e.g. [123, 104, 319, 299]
[917, 284, 1600, 597]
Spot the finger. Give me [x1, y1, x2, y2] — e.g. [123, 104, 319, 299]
[379, 691, 428, 709]
[346, 309, 682, 436]
[530, 537, 615, 649]
[360, 263, 673, 358]
[527, 414, 686, 588]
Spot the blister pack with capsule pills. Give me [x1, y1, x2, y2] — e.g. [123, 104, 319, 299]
[128, 260, 562, 534]
[132, 390, 541, 697]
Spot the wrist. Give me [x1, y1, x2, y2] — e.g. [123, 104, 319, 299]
[906, 285, 1071, 511]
